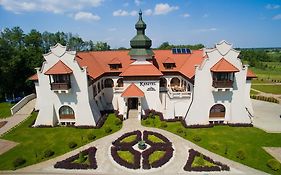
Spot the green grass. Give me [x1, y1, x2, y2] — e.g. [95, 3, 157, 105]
[251, 85, 281, 94]
[251, 66, 281, 82]
[250, 89, 259, 95]
[120, 135, 137, 143]
[148, 151, 165, 164]
[142, 116, 281, 175]
[0, 102, 12, 118]
[0, 112, 122, 170]
[147, 134, 165, 143]
[117, 151, 134, 163]
[192, 156, 215, 167]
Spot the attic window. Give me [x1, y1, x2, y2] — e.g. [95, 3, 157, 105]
[163, 63, 176, 69]
[109, 64, 122, 70]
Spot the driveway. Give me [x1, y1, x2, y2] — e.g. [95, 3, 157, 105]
[252, 99, 281, 133]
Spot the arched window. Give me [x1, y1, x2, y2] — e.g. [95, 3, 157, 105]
[104, 78, 114, 88]
[170, 77, 180, 91]
[117, 78, 124, 87]
[209, 104, 225, 118]
[160, 78, 167, 87]
[101, 79, 104, 89]
[187, 84, 191, 91]
[59, 106, 75, 119]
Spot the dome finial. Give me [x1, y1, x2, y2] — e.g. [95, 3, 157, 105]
[139, 9, 142, 19]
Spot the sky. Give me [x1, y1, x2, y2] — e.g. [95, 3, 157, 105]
[0, 0, 281, 49]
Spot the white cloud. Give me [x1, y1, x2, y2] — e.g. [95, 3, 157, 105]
[144, 9, 153, 16]
[0, 0, 103, 14]
[113, 9, 137, 16]
[74, 11, 100, 21]
[154, 3, 178, 15]
[183, 13, 190, 18]
[108, 28, 117, 32]
[266, 4, 280, 10]
[273, 14, 281, 20]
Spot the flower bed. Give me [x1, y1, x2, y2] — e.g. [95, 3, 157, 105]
[110, 130, 174, 170]
[54, 147, 97, 169]
[183, 149, 230, 172]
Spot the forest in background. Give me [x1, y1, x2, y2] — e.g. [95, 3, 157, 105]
[0, 26, 280, 100]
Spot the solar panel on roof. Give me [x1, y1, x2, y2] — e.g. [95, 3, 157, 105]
[182, 48, 187, 54]
[172, 48, 177, 54]
[186, 48, 191, 54]
[172, 48, 192, 54]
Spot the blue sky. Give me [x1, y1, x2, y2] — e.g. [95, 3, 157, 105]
[0, 0, 281, 48]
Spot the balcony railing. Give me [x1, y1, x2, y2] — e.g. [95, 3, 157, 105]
[51, 82, 71, 90]
[59, 114, 75, 119]
[212, 80, 233, 88]
[167, 88, 191, 98]
[113, 86, 124, 93]
[160, 86, 167, 92]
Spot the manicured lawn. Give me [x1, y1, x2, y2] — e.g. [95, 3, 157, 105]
[192, 156, 215, 167]
[120, 135, 137, 143]
[250, 89, 259, 95]
[148, 134, 165, 143]
[148, 151, 165, 164]
[0, 102, 12, 118]
[252, 85, 281, 94]
[117, 151, 134, 163]
[0, 112, 122, 170]
[142, 116, 281, 175]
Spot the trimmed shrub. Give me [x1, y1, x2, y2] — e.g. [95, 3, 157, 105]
[267, 159, 280, 171]
[160, 122, 168, 128]
[87, 133, 96, 141]
[68, 141, 78, 149]
[44, 149, 55, 158]
[13, 157, 26, 168]
[115, 118, 122, 126]
[192, 136, 201, 142]
[176, 127, 184, 134]
[104, 126, 112, 133]
[236, 150, 246, 160]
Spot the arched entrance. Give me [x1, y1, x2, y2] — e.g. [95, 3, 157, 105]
[128, 98, 138, 110]
[104, 78, 114, 88]
[209, 104, 225, 118]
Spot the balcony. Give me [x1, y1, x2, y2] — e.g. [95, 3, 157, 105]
[51, 82, 71, 91]
[59, 114, 75, 119]
[167, 87, 191, 98]
[160, 86, 167, 92]
[113, 86, 124, 93]
[212, 80, 233, 88]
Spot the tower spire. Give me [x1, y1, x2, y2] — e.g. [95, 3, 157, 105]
[129, 9, 154, 57]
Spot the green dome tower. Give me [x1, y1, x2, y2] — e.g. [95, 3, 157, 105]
[129, 10, 154, 58]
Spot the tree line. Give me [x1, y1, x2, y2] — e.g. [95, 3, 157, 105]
[0, 27, 110, 100]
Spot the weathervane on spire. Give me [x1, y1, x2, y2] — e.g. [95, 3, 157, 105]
[139, 9, 142, 20]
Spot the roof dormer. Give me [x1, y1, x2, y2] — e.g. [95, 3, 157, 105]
[108, 57, 122, 70]
[163, 57, 176, 69]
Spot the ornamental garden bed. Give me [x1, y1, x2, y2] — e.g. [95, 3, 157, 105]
[183, 149, 229, 172]
[141, 113, 281, 175]
[0, 112, 122, 170]
[110, 130, 174, 170]
[54, 147, 97, 169]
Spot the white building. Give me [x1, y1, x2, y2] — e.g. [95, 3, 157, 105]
[29, 11, 256, 126]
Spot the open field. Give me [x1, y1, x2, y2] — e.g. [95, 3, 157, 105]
[142, 116, 281, 175]
[0, 102, 12, 119]
[252, 85, 281, 94]
[0, 112, 122, 170]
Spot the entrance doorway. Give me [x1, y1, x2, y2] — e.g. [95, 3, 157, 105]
[128, 98, 138, 110]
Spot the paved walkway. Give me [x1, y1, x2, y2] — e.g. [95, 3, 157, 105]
[0, 99, 36, 136]
[0, 139, 18, 155]
[4, 117, 266, 175]
[252, 99, 281, 133]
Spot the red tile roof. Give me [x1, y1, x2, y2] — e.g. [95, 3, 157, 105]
[44, 60, 73, 75]
[163, 57, 175, 64]
[121, 83, 144, 97]
[120, 63, 163, 77]
[109, 57, 121, 64]
[210, 58, 239, 72]
[247, 69, 257, 78]
[75, 50, 204, 79]
[28, 73, 38, 81]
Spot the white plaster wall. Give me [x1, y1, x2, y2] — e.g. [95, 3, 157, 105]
[186, 41, 251, 125]
[34, 44, 100, 126]
[244, 79, 254, 115]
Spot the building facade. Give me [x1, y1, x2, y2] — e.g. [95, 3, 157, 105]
[29, 11, 256, 126]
